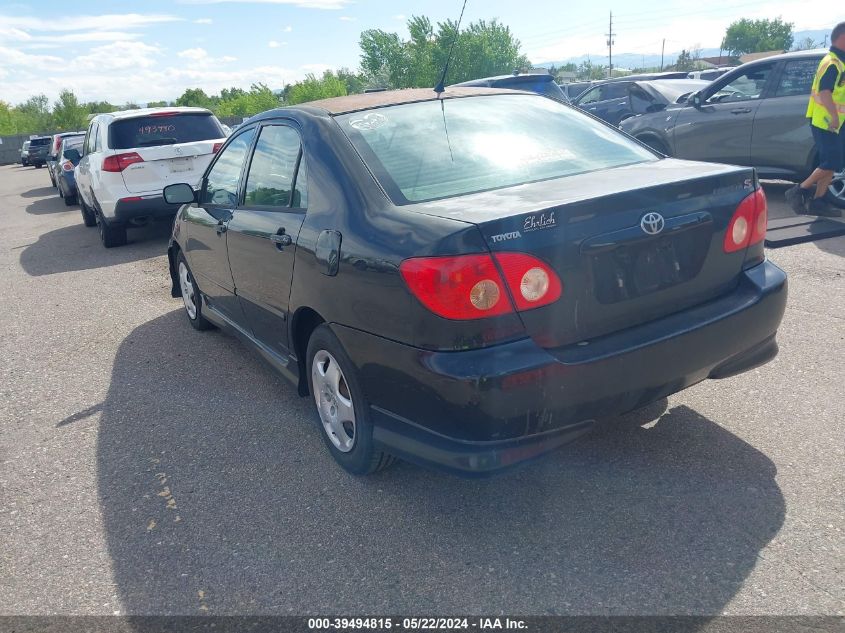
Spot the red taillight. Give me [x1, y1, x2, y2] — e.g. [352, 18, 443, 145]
[61, 160, 74, 172]
[149, 111, 178, 117]
[400, 254, 511, 320]
[724, 188, 767, 253]
[399, 252, 562, 320]
[54, 138, 62, 153]
[212, 142, 223, 153]
[102, 152, 144, 172]
[493, 253, 563, 311]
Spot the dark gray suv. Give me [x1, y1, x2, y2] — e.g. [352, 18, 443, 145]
[621, 49, 844, 208]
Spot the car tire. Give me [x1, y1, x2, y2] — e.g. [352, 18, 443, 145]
[97, 213, 127, 248]
[50, 174, 56, 187]
[306, 324, 396, 475]
[175, 252, 213, 331]
[825, 170, 845, 209]
[35, 163, 43, 169]
[79, 198, 97, 227]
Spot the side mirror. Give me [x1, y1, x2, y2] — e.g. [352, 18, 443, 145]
[163, 183, 196, 205]
[690, 92, 703, 108]
[64, 149, 81, 163]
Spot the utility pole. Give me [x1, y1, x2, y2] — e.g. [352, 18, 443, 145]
[660, 38, 665, 71]
[606, 11, 615, 78]
[824, 34, 829, 47]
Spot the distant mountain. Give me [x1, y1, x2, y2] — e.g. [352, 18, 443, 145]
[533, 29, 831, 69]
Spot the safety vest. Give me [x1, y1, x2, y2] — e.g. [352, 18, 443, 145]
[806, 51, 845, 132]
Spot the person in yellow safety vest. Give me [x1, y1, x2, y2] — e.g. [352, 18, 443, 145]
[785, 22, 845, 218]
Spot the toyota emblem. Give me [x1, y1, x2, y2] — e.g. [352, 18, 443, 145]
[640, 212, 665, 235]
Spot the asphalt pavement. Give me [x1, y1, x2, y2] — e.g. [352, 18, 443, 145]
[0, 164, 842, 617]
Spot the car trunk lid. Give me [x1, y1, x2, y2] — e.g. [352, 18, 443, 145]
[118, 140, 219, 193]
[411, 159, 757, 348]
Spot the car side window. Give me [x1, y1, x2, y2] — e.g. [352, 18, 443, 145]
[603, 82, 630, 100]
[243, 125, 307, 209]
[578, 87, 602, 105]
[775, 59, 819, 97]
[93, 125, 103, 152]
[85, 123, 98, 155]
[201, 128, 256, 206]
[707, 63, 775, 103]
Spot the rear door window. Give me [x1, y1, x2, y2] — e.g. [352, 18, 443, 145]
[109, 113, 224, 150]
[774, 59, 819, 97]
[243, 125, 307, 209]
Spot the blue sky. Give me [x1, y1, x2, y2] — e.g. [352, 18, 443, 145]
[0, 0, 830, 105]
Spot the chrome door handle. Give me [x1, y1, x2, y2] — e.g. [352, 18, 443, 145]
[215, 222, 227, 235]
[270, 233, 292, 246]
[730, 108, 751, 114]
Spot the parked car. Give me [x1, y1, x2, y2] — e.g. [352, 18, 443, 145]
[620, 49, 845, 208]
[75, 106, 227, 247]
[47, 131, 85, 188]
[55, 136, 85, 207]
[163, 87, 786, 476]
[688, 67, 737, 81]
[20, 140, 31, 166]
[451, 71, 569, 102]
[573, 79, 708, 126]
[26, 136, 51, 168]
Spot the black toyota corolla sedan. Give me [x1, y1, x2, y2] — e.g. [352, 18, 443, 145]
[163, 87, 787, 476]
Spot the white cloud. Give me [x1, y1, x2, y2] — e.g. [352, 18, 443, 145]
[70, 41, 162, 71]
[393, 14, 406, 21]
[0, 13, 181, 32]
[268, 40, 287, 48]
[282, 25, 293, 32]
[177, 47, 238, 67]
[338, 16, 356, 22]
[179, 0, 349, 8]
[178, 47, 209, 61]
[194, 18, 213, 24]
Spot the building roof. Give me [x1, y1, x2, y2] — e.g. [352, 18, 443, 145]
[739, 50, 785, 63]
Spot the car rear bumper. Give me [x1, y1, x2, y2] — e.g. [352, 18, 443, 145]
[332, 260, 787, 476]
[112, 195, 181, 224]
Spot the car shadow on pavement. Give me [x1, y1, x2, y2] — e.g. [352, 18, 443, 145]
[25, 196, 74, 215]
[18, 221, 171, 276]
[20, 185, 56, 199]
[90, 310, 786, 617]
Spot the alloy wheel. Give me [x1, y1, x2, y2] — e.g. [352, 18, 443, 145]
[178, 261, 198, 320]
[829, 170, 845, 204]
[311, 350, 356, 452]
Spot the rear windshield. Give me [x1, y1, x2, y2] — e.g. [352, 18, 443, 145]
[493, 76, 567, 101]
[29, 138, 50, 147]
[108, 113, 224, 150]
[337, 94, 656, 204]
[62, 137, 83, 154]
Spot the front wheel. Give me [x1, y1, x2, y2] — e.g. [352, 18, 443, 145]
[176, 252, 213, 331]
[306, 325, 395, 475]
[79, 198, 96, 227]
[825, 170, 845, 209]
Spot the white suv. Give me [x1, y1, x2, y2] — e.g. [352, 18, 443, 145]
[75, 107, 226, 247]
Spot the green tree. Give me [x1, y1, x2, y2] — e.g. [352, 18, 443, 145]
[675, 49, 694, 71]
[145, 100, 169, 108]
[359, 15, 529, 89]
[792, 37, 819, 51]
[287, 73, 347, 105]
[52, 89, 87, 131]
[216, 83, 281, 116]
[723, 17, 794, 56]
[175, 88, 215, 109]
[86, 101, 117, 114]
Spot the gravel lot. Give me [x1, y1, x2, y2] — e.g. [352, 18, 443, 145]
[0, 164, 842, 616]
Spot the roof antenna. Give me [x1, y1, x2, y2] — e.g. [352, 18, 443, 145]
[434, 0, 468, 94]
